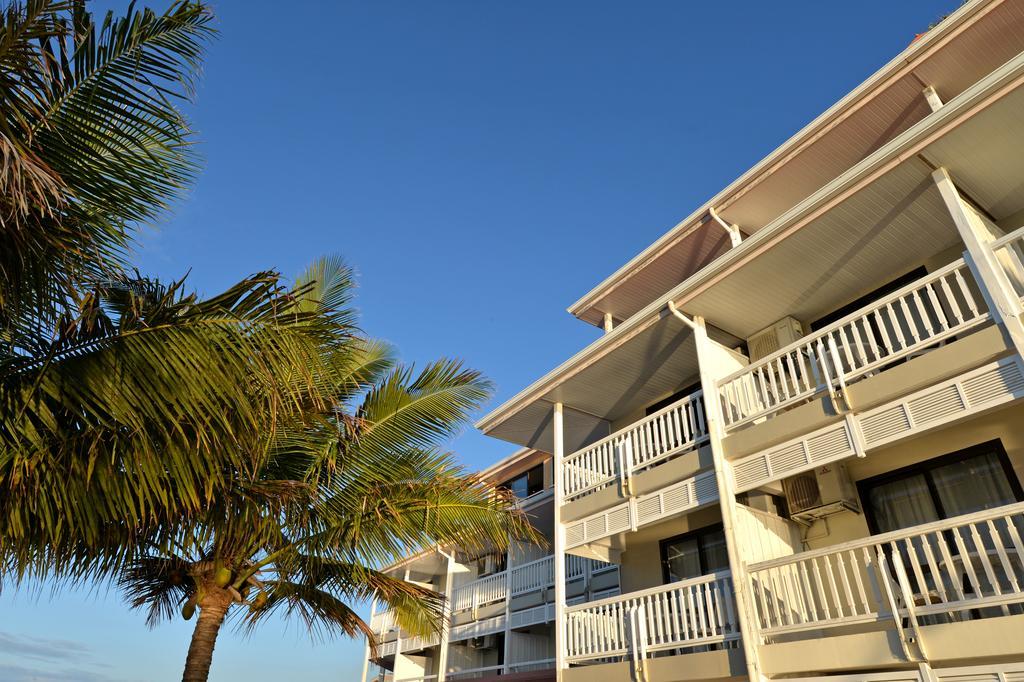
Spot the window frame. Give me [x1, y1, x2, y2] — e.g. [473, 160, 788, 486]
[658, 523, 726, 584]
[856, 439, 1023, 536]
[500, 462, 545, 500]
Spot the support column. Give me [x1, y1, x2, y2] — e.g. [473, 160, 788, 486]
[692, 317, 765, 682]
[933, 167, 1024, 361]
[503, 543, 512, 675]
[360, 620, 372, 682]
[552, 402, 567, 681]
[437, 552, 455, 682]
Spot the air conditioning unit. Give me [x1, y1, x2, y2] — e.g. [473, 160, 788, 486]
[783, 463, 859, 525]
[468, 635, 497, 650]
[747, 316, 805, 362]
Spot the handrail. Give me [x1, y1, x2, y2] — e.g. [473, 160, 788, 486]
[567, 389, 705, 459]
[717, 259, 989, 428]
[566, 569, 730, 612]
[562, 390, 707, 500]
[990, 223, 1024, 249]
[718, 258, 969, 387]
[749, 500, 1024, 572]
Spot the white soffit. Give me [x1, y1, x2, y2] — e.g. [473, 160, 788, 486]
[683, 157, 960, 339]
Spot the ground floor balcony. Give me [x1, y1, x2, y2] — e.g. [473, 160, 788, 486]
[747, 501, 1024, 673]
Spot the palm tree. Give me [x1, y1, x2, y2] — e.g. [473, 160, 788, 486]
[117, 258, 536, 682]
[0, 2, 346, 583]
[0, 265, 359, 581]
[0, 0, 211, 320]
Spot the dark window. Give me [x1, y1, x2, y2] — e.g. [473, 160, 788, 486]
[810, 267, 928, 332]
[645, 381, 702, 416]
[500, 463, 545, 500]
[659, 524, 728, 583]
[858, 440, 1022, 535]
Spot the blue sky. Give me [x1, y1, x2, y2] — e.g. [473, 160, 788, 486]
[0, 0, 956, 679]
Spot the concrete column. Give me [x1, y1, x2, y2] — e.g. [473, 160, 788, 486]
[552, 402, 567, 681]
[692, 317, 766, 682]
[437, 553, 455, 682]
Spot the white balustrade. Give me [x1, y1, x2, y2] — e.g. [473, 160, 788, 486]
[562, 391, 708, 501]
[401, 632, 440, 652]
[376, 639, 398, 658]
[564, 571, 738, 662]
[506, 554, 615, 597]
[718, 259, 990, 429]
[992, 225, 1024, 302]
[748, 502, 1024, 637]
[446, 665, 505, 680]
[451, 570, 507, 612]
[508, 659, 555, 673]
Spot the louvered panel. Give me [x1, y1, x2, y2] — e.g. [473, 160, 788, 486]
[806, 425, 854, 462]
[565, 523, 585, 547]
[907, 384, 965, 424]
[694, 472, 718, 501]
[634, 495, 663, 524]
[860, 359, 1024, 452]
[583, 515, 607, 540]
[734, 455, 770, 489]
[859, 405, 911, 445]
[962, 361, 1024, 404]
[606, 505, 632, 534]
[662, 480, 693, 514]
[767, 442, 807, 473]
[732, 422, 852, 493]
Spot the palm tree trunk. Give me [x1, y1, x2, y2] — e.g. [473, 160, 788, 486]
[182, 592, 232, 682]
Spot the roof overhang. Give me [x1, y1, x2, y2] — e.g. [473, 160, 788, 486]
[480, 48, 1024, 450]
[568, 0, 1024, 327]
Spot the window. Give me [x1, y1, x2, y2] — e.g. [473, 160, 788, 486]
[659, 524, 728, 583]
[858, 440, 1022, 535]
[500, 463, 545, 500]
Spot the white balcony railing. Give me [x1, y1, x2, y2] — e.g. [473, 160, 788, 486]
[992, 225, 1024, 302]
[508, 658, 555, 673]
[453, 555, 616, 611]
[451, 571, 506, 612]
[446, 665, 504, 680]
[747, 502, 1024, 638]
[565, 570, 738, 663]
[717, 259, 990, 430]
[562, 391, 708, 501]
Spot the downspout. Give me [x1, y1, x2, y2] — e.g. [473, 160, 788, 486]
[709, 208, 743, 248]
[668, 301, 764, 682]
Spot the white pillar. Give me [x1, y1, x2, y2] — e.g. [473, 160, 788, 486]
[933, 167, 1024, 361]
[603, 312, 614, 334]
[693, 318, 765, 682]
[360, 634, 372, 682]
[552, 402, 567, 681]
[437, 552, 455, 682]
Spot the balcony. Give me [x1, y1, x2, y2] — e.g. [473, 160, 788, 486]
[717, 258, 991, 432]
[562, 391, 708, 502]
[746, 502, 1024, 648]
[564, 570, 739, 664]
[451, 555, 616, 613]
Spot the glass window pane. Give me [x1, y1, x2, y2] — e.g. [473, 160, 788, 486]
[701, 528, 730, 573]
[931, 451, 1016, 517]
[664, 537, 701, 582]
[865, 473, 939, 533]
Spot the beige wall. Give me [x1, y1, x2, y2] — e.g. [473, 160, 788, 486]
[802, 402, 1024, 552]
[618, 506, 723, 593]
